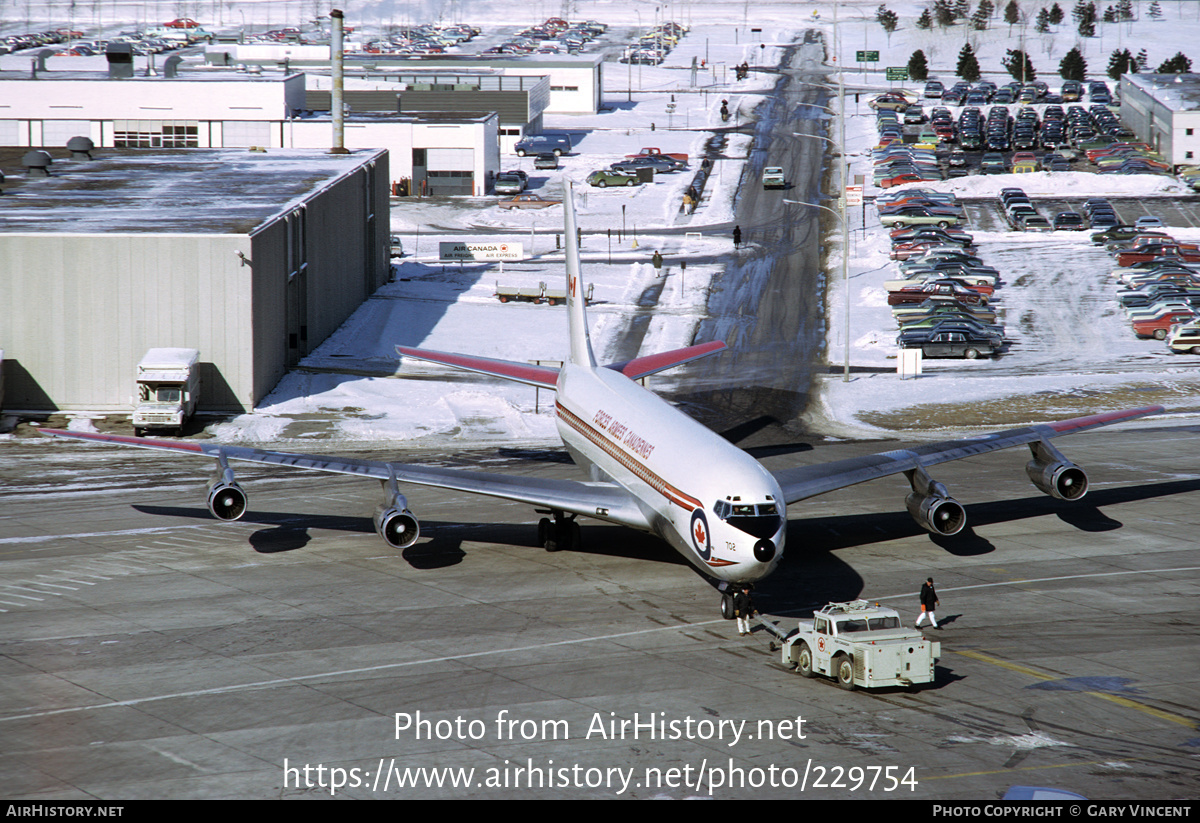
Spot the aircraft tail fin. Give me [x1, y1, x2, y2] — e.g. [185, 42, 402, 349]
[563, 183, 597, 370]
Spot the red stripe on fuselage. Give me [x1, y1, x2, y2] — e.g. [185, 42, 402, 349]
[555, 401, 702, 512]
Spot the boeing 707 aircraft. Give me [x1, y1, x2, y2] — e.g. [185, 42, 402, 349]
[41, 185, 1163, 614]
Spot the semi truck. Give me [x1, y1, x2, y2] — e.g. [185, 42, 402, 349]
[132, 348, 200, 437]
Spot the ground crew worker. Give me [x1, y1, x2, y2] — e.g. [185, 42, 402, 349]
[732, 225, 742, 249]
[915, 577, 940, 629]
[733, 585, 755, 636]
[652, 250, 663, 271]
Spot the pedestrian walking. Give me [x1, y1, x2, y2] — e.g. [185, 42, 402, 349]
[732, 225, 742, 249]
[651, 250, 663, 271]
[915, 577, 940, 629]
[733, 585, 755, 636]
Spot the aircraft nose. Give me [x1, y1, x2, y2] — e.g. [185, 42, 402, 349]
[753, 538, 776, 563]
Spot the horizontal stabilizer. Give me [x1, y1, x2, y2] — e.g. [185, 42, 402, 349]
[605, 341, 727, 381]
[396, 346, 559, 389]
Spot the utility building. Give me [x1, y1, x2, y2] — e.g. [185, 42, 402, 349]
[1119, 74, 1200, 165]
[0, 147, 390, 413]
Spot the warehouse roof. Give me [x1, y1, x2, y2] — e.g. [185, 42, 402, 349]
[0, 147, 385, 234]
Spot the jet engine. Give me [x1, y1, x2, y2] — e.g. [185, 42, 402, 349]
[904, 466, 966, 536]
[1026, 459, 1088, 500]
[1025, 440, 1088, 501]
[374, 492, 420, 549]
[207, 479, 247, 521]
[905, 491, 966, 535]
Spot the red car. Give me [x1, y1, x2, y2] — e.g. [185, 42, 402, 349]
[1132, 309, 1198, 340]
[1116, 244, 1200, 267]
[164, 18, 200, 28]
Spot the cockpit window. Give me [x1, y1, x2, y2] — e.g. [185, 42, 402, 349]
[712, 498, 782, 539]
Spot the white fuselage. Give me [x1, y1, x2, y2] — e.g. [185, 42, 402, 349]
[553, 362, 785, 582]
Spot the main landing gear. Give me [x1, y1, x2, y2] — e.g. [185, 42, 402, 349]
[537, 510, 581, 552]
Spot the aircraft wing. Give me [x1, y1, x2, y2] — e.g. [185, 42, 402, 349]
[396, 346, 559, 389]
[36, 429, 652, 530]
[770, 406, 1164, 504]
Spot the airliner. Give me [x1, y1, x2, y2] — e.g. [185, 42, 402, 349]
[41, 185, 1163, 614]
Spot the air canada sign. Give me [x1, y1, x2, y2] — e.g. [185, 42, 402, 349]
[439, 242, 524, 261]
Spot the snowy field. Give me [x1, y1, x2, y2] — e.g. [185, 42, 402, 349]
[9, 0, 1200, 444]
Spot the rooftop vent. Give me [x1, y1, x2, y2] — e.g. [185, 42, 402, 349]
[106, 42, 134, 79]
[22, 150, 52, 177]
[164, 54, 183, 78]
[66, 136, 94, 160]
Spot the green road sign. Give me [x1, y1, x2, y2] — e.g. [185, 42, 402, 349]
[856, 50, 880, 62]
[886, 67, 909, 81]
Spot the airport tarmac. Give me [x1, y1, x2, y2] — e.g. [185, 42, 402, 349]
[1, 420, 1198, 799]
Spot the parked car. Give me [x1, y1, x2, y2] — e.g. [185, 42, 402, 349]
[1166, 321, 1200, 354]
[898, 327, 1001, 359]
[497, 193, 563, 210]
[610, 156, 678, 174]
[534, 152, 559, 170]
[878, 206, 960, 228]
[390, 235, 404, 258]
[494, 172, 527, 194]
[1053, 211, 1086, 231]
[585, 169, 640, 187]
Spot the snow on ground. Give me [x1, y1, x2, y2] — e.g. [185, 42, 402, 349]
[16, 0, 1200, 443]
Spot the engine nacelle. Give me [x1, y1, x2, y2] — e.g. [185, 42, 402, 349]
[906, 492, 966, 536]
[1026, 459, 1089, 501]
[207, 480, 247, 521]
[374, 501, 420, 549]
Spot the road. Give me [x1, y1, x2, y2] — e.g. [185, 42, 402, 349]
[664, 32, 835, 441]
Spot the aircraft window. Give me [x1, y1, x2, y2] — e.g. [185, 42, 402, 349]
[713, 499, 782, 539]
[869, 616, 900, 630]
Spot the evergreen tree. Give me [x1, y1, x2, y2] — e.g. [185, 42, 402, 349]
[954, 0, 971, 19]
[1158, 51, 1192, 72]
[877, 6, 899, 39]
[916, 8, 934, 29]
[1136, 48, 1148, 70]
[1049, 2, 1064, 24]
[1077, 3, 1097, 36]
[978, 0, 995, 17]
[1059, 45, 1088, 79]
[1149, 1, 1163, 19]
[908, 49, 930, 81]
[935, 0, 957, 27]
[1107, 48, 1134, 79]
[1102, 5, 1117, 23]
[1116, 0, 1133, 20]
[957, 42, 982, 81]
[1003, 48, 1037, 81]
[973, 7, 991, 29]
[1035, 7, 1051, 31]
[1072, 0, 1089, 23]
[1004, 0, 1021, 27]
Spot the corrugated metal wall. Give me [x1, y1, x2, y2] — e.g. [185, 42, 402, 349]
[0, 153, 390, 413]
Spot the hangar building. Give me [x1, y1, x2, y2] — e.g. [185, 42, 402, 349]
[0, 147, 390, 413]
